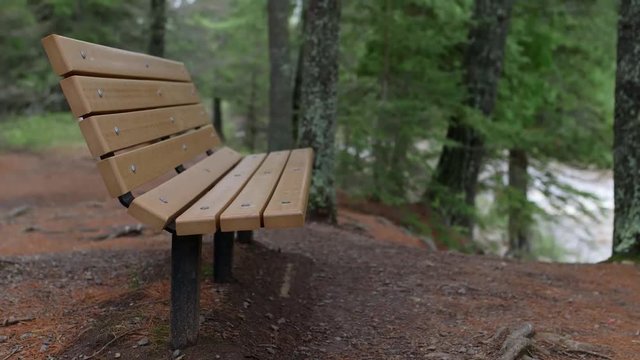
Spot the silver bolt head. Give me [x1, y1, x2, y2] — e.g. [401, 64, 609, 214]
[169, 116, 175, 123]
[80, 50, 87, 59]
[130, 164, 137, 173]
[182, 144, 187, 151]
[114, 126, 120, 135]
[97, 89, 104, 98]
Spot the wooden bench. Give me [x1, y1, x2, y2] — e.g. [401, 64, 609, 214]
[41, 34, 314, 349]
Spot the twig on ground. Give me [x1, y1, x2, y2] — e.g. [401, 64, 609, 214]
[1, 316, 35, 327]
[498, 323, 535, 360]
[83, 327, 142, 360]
[1, 347, 19, 360]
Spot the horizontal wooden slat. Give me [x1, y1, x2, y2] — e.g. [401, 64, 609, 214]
[176, 153, 267, 235]
[97, 125, 220, 197]
[219, 150, 290, 231]
[128, 147, 242, 231]
[60, 76, 200, 117]
[263, 148, 314, 228]
[41, 34, 191, 81]
[79, 104, 210, 157]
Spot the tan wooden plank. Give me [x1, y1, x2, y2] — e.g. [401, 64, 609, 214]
[60, 76, 200, 117]
[41, 34, 191, 81]
[219, 150, 291, 231]
[128, 147, 242, 231]
[79, 104, 210, 157]
[263, 148, 314, 229]
[97, 125, 220, 197]
[176, 153, 267, 235]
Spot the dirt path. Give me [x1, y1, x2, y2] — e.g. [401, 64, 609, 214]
[1, 149, 640, 359]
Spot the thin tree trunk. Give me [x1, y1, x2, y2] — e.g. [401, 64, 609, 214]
[212, 97, 224, 141]
[292, 0, 310, 144]
[613, 0, 640, 257]
[245, 71, 258, 152]
[148, 0, 166, 57]
[298, 0, 341, 222]
[507, 148, 529, 257]
[267, 0, 293, 150]
[428, 0, 515, 237]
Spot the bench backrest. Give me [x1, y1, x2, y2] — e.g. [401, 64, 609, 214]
[42, 34, 221, 198]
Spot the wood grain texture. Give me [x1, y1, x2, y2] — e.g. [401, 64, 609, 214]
[60, 75, 200, 117]
[219, 150, 290, 231]
[97, 125, 220, 197]
[79, 104, 210, 157]
[127, 147, 241, 230]
[263, 148, 314, 228]
[41, 34, 191, 81]
[175, 153, 267, 235]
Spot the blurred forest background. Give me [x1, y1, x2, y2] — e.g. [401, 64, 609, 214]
[0, 0, 620, 262]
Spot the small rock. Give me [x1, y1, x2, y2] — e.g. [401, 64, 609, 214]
[237, 313, 245, 320]
[266, 347, 275, 354]
[20, 332, 32, 340]
[137, 337, 150, 346]
[243, 301, 250, 309]
[172, 349, 182, 358]
[277, 317, 286, 325]
[7, 205, 31, 219]
[40, 344, 49, 352]
[265, 313, 274, 319]
[0, 335, 8, 343]
[270, 325, 279, 332]
[114, 353, 121, 358]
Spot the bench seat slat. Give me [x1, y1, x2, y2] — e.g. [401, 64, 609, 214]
[263, 148, 314, 228]
[80, 104, 210, 157]
[219, 151, 291, 231]
[175, 153, 267, 235]
[42, 34, 191, 81]
[60, 76, 200, 117]
[97, 125, 220, 197]
[128, 147, 242, 231]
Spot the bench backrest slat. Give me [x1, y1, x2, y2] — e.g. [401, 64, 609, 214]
[80, 104, 209, 158]
[42, 34, 222, 198]
[60, 76, 200, 118]
[42, 35, 191, 81]
[98, 125, 221, 197]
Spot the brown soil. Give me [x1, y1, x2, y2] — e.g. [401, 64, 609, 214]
[1, 147, 640, 359]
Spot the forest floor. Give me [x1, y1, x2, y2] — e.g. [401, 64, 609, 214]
[1, 148, 640, 360]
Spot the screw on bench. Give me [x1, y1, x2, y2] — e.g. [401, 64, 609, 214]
[97, 89, 104, 98]
[114, 126, 120, 136]
[80, 50, 87, 59]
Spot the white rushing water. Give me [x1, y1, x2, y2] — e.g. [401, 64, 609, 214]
[476, 163, 613, 263]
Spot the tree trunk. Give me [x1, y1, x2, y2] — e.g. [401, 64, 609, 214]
[298, 0, 341, 222]
[613, 0, 640, 257]
[245, 71, 258, 152]
[212, 97, 224, 141]
[267, 0, 293, 151]
[507, 148, 530, 257]
[292, 0, 310, 144]
[428, 0, 514, 237]
[148, 0, 166, 57]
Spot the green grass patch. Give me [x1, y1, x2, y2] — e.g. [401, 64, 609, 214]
[0, 112, 84, 151]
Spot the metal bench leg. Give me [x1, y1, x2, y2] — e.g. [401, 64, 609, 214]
[171, 234, 202, 349]
[236, 230, 253, 244]
[214, 231, 234, 283]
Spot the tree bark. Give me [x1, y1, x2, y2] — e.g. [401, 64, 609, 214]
[267, 0, 294, 151]
[212, 97, 224, 141]
[613, 0, 640, 257]
[298, 0, 341, 222]
[507, 148, 530, 257]
[292, 0, 310, 144]
[428, 0, 514, 237]
[148, 0, 166, 57]
[245, 70, 258, 152]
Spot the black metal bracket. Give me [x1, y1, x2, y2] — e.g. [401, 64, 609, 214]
[206, 149, 213, 156]
[118, 192, 135, 208]
[175, 164, 186, 173]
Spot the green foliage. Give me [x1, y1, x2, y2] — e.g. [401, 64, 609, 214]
[0, 112, 83, 150]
